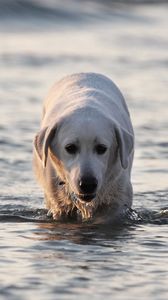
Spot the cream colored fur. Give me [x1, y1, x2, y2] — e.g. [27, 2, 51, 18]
[33, 73, 134, 223]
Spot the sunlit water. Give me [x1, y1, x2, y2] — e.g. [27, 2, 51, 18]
[0, 1, 168, 299]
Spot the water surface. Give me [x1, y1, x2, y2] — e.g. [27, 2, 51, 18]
[0, 1, 168, 299]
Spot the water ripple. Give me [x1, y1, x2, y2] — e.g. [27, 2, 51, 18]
[0, 207, 167, 225]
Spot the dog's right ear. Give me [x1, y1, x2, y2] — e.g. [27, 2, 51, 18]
[33, 126, 56, 168]
[114, 125, 134, 169]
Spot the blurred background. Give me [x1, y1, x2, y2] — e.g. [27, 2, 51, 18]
[0, 2, 168, 300]
[1, 0, 168, 201]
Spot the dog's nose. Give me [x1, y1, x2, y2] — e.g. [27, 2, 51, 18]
[78, 176, 98, 194]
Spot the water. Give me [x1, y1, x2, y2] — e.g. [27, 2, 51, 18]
[0, 1, 168, 299]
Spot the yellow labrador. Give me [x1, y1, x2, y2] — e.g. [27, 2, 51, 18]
[33, 73, 134, 222]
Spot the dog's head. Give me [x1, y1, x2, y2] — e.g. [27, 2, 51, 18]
[34, 110, 133, 203]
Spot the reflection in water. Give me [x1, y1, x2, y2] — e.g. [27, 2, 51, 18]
[0, 1, 168, 299]
[34, 222, 134, 245]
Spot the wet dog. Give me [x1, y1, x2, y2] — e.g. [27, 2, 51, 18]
[33, 73, 134, 222]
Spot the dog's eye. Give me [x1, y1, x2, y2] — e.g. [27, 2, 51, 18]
[95, 144, 107, 155]
[65, 144, 78, 155]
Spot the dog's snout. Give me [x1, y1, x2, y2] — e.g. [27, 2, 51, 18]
[78, 176, 98, 194]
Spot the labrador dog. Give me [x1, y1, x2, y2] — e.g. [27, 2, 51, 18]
[33, 73, 134, 222]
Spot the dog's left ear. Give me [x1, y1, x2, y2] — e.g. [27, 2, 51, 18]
[115, 125, 134, 169]
[33, 126, 56, 168]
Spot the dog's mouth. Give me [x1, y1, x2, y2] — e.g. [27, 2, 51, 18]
[76, 193, 96, 203]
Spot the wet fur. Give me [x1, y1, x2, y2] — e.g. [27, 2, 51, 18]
[33, 73, 134, 223]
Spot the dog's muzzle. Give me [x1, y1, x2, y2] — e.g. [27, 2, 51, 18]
[59, 179, 97, 203]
